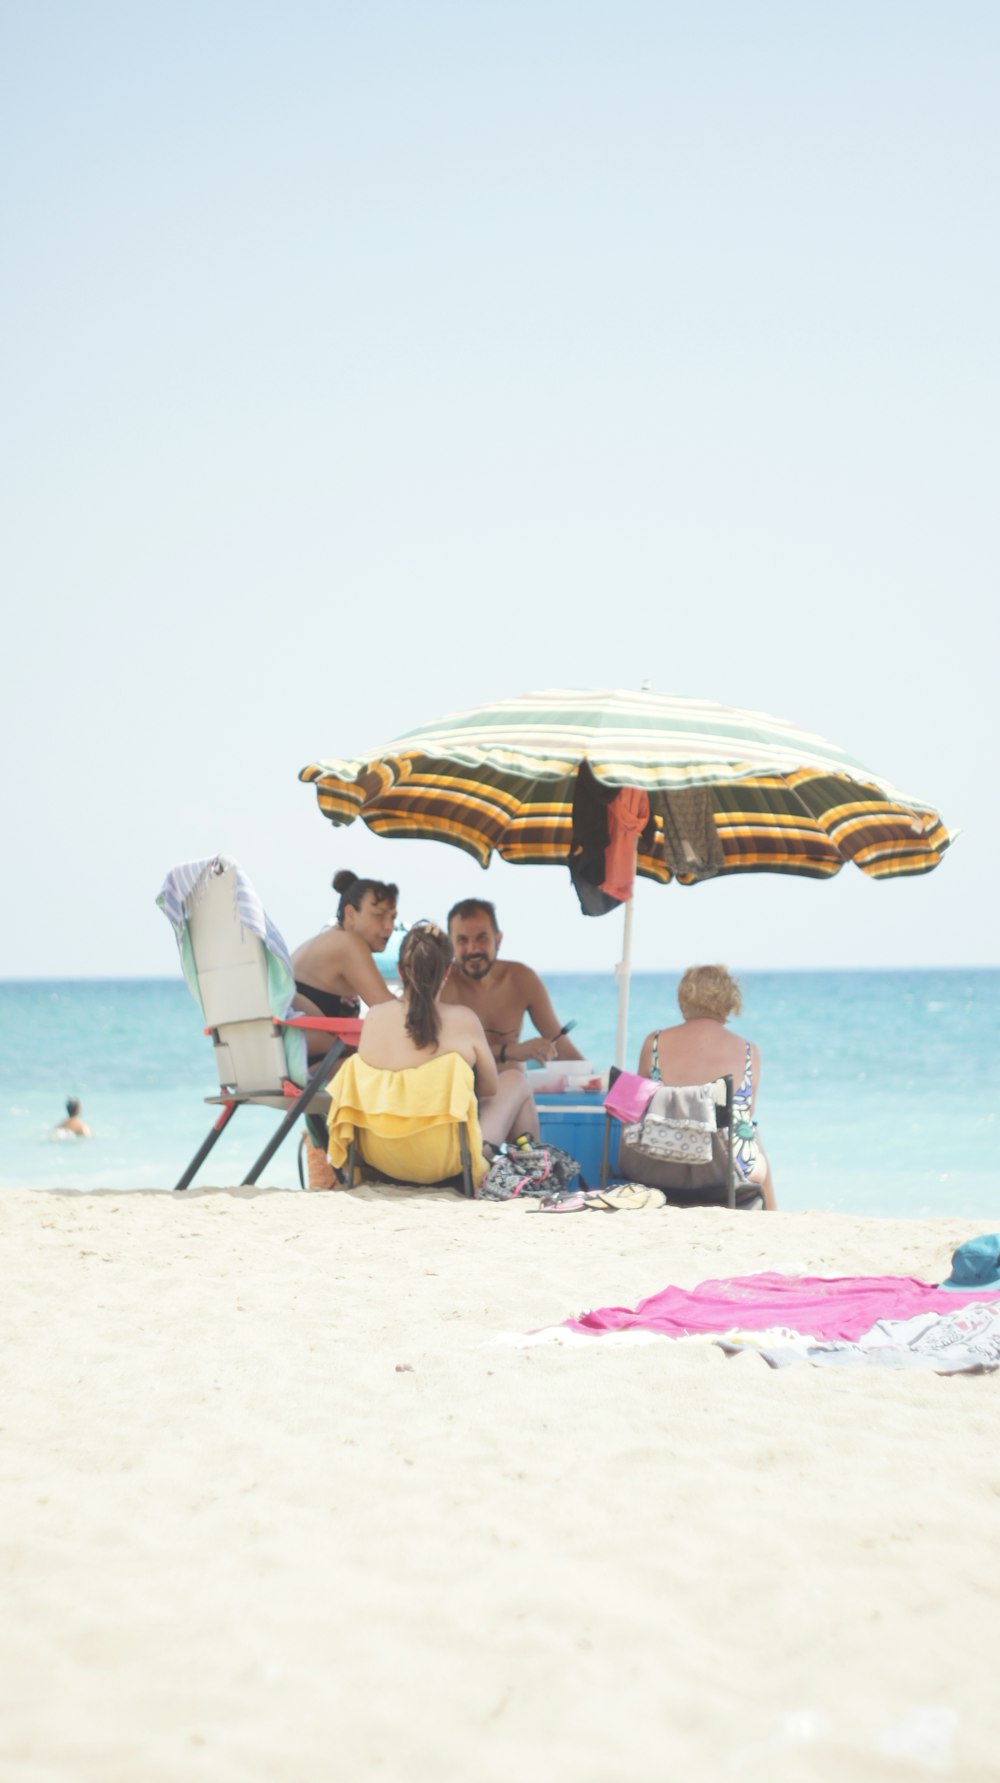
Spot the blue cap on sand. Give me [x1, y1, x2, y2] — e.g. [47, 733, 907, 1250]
[939, 1234, 1000, 1292]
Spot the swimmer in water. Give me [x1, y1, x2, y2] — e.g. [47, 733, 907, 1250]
[56, 1097, 91, 1138]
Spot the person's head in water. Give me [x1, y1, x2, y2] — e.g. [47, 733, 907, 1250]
[59, 1096, 90, 1136]
[398, 921, 453, 1049]
[333, 869, 398, 954]
[447, 899, 501, 981]
[677, 964, 742, 1023]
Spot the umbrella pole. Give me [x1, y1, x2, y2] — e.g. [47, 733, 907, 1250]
[614, 896, 634, 1070]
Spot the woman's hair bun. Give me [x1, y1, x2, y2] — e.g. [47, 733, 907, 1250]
[332, 869, 359, 894]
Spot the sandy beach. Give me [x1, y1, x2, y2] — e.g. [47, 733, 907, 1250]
[2, 1185, 999, 1782]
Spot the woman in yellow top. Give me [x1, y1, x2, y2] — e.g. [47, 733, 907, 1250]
[327, 922, 538, 1189]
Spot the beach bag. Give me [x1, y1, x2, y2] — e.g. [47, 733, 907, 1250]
[621, 1081, 718, 1166]
[603, 1070, 658, 1124]
[480, 1141, 582, 1201]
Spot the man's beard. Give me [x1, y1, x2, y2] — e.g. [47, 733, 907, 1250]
[460, 953, 495, 979]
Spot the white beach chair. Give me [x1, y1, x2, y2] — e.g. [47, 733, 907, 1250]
[158, 856, 360, 1190]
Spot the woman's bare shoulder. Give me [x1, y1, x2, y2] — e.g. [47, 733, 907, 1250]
[437, 1006, 486, 1054]
[439, 1002, 480, 1034]
[359, 1000, 399, 1042]
[297, 925, 348, 967]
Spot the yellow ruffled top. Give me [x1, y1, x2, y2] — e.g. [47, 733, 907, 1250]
[326, 1052, 487, 1189]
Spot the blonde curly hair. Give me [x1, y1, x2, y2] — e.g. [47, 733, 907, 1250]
[677, 964, 742, 1023]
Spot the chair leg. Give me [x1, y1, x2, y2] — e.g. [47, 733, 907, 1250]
[600, 1114, 612, 1189]
[459, 1125, 473, 1198]
[174, 1101, 238, 1191]
[346, 1134, 357, 1188]
[240, 1039, 346, 1187]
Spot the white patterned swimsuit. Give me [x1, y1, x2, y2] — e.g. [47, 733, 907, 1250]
[650, 1033, 760, 1181]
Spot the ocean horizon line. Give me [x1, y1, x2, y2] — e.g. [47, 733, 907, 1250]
[1, 963, 998, 987]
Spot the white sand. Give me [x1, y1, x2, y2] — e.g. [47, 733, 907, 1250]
[2, 1184, 999, 1782]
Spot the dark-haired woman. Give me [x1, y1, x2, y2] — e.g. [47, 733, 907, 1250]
[325, 922, 536, 1190]
[292, 870, 399, 1054]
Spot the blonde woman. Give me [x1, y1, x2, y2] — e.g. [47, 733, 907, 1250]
[636, 964, 776, 1210]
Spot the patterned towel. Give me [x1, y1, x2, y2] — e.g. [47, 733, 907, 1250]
[156, 855, 294, 979]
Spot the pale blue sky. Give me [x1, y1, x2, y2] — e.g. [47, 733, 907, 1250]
[2, 1, 997, 977]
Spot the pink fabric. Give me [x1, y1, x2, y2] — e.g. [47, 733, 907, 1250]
[600, 788, 650, 901]
[604, 1070, 658, 1123]
[564, 1274, 1000, 1342]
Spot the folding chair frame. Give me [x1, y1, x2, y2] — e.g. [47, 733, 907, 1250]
[174, 1014, 360, 1191]
[344, 1122, 476, 1198]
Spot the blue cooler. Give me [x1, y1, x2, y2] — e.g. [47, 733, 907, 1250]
[536, 1089, 617, 1189]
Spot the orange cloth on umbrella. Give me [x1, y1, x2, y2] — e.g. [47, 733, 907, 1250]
[600, 788, 650, 901]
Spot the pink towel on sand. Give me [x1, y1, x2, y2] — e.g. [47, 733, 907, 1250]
[565, 1274, 1000, 1342]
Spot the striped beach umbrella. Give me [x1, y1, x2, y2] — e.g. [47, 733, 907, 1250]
[300, 689, 950, 1062]
[299, 687, 949, 884]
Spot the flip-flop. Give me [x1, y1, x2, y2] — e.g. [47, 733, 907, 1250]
[587, 1183, 667, 1211]
[536, 1191, 587, 1213]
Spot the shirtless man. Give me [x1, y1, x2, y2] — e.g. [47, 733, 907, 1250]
[441, 899, 584, 1076]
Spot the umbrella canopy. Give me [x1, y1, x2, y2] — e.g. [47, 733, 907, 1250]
[299, 688, 950, 884]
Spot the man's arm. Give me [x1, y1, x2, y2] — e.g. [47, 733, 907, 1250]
[465, 1012, 498, 1099]
[520, 967, 584, 1062]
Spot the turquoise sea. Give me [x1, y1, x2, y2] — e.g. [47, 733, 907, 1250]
[1, 970, 997, 1216]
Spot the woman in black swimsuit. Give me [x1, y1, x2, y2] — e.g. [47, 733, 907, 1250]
[292, 869, 399, 1055]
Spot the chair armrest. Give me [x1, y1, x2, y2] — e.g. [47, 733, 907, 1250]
[273, 1015, 363, 1046]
